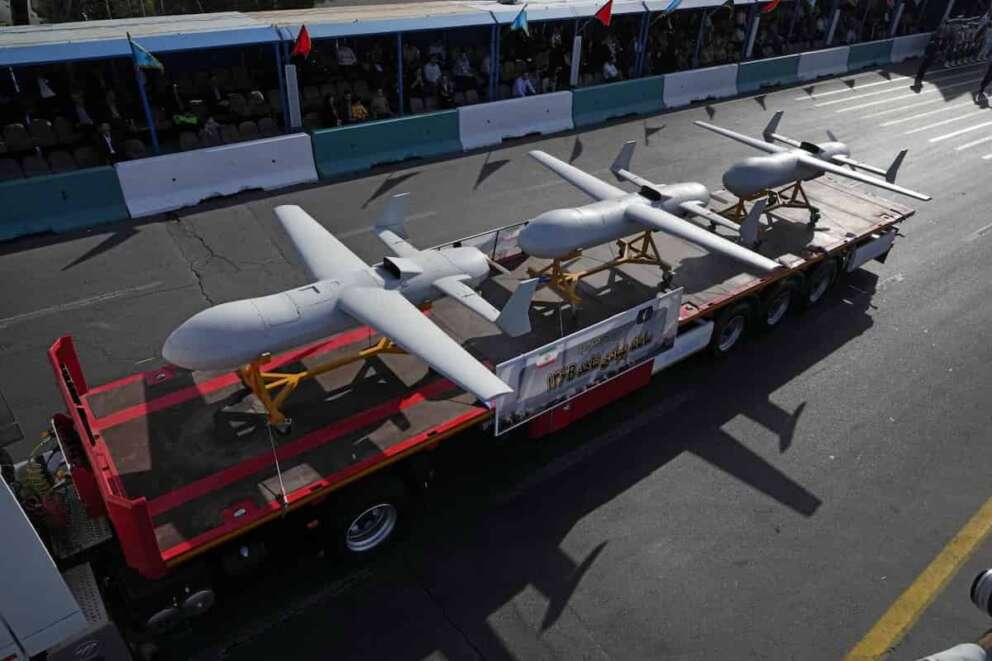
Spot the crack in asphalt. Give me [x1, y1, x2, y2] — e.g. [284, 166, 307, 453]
[402, 553, 487, 660]
[166, 216, 233, 305]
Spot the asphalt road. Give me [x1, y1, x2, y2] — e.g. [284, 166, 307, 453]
[3, 58, 992, 659]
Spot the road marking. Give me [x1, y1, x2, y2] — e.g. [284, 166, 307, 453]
[0, 282, 162, 328]
[930, 120, 992, 143]
[983, 153, 992, 160]
[835, 77, 981, 113]
[973, 221, 992, 238]
[864, 96, 949, 119]
[880, 101, 975, 126]
[843, 495, 992, 660]
[956, 134, 992, 151]
[903, 110, 986, 135]
[794, 64, 984, 101]
[814, 70, 979, 108]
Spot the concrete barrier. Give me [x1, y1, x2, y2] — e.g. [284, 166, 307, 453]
[662, 64, 739, 108]
[737, 54, 801, 93]
[0, 167, 130, 241]
[458, 91, 573, 150]
[891, 32, 932, 62]
[797, 46, 850, 80]
[848, 39, 894, 70]
[115, 133, 318, 218]
[311, 110, 462, 178]
[572, 77, 665, 127]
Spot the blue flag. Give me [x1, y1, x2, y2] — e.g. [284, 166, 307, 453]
[128, 34, 164, 72]
[663, 0, 682, 13]
[511, 6, 529, 35]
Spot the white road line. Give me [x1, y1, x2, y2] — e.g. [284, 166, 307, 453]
[813, 70, 978, 107]
[793, 63, 985, 100]
[904, 110, 987, 135]
[880, 101, 976, 126]
[863, 95, 948, 119]
[956, 134, 992, 150]
[0, 282, 162, 328]
[836, 77, 981, 113]
[930, 120, 992, 143]
[981, 153, 992, 159]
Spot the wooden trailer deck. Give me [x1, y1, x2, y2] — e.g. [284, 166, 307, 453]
[60, 176, 914, 575]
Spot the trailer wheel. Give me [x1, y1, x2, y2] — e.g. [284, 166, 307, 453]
[331, 476, 408, 557]
[709, 302, 752, 356]
[757, 282, 796, 332]
[802, 259, 839, 308]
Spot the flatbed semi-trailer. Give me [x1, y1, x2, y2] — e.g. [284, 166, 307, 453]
[37, 175, 912, 642]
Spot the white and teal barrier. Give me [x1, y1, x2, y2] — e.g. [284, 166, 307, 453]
[2, 35, 934, 241]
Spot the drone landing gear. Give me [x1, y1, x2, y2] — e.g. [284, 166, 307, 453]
[720, 180, 820, 229]
[527, 231, 672, 305]
[239, 337, 406, 431]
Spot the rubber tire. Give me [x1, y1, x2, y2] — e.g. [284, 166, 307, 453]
[801, 259, 839, 309]
[328, 475, 409, 559]
[756, 283, 795, 332]
[709, 303, 752, 357]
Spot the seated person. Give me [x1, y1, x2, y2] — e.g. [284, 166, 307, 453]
[512, 72, 537, 97]
[424, 56, 443, 91]
[603, 57, 621, 81]
[349, 95, 369, 122]
[370, 89, 393, 119]
[438, 75, 455, 108]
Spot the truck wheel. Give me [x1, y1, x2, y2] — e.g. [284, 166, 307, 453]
[802, 259, 839, 308]
[757, 282, 795, 332]
[709, 302, 751, 356]
[331, 476, 408, 557]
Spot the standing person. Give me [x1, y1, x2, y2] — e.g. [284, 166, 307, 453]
[914, 29, 944, 90]
[975, 56, 992, 102]
[512, 70, 537, 97]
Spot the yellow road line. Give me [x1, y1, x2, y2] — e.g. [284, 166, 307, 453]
[845, 496, 992, 660]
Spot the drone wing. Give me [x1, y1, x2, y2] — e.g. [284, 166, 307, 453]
[338, 286, 513, 402]
[624, 203, 781, 273]
[275, 205, 370, 280]
[793, 152, 931, 201]
[529, 150, 628, 201]
[694, 120, 785, 155]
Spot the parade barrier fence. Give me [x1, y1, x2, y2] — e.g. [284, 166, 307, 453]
[115, 133, 318, 218]
[1, 37, 935, 241]
[848, 38, 896, 70]
[457, 91, 574, 150]
[310, 110, 461, 178]
[797, 46, 851, 80]
[737, 54, 801, 93]
[662, 63, 739, 108]
[890, 32, 932, 62]
[571, 76, 665, 127]
[0, 166, 129, 241]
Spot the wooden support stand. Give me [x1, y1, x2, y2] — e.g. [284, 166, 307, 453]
[527, 231, 672, 305]
[719, 180, 821, 229]
[239, 337, 406, 430]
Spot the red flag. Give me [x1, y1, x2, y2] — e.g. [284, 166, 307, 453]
[594, 0, 613, 26]
[760, 0, 781, 12]
[291, 25, 312, 60]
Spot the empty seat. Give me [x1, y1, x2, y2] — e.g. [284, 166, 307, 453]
[238, 120, 259, 141]
[48, 150, 77, 173]
[408, 97, 424, 113]
[257, 117, 279, 138]
[220, 124, 240, 143]
[179, 131, 200, 151]
[73, 146, 101, 168]
[3, 124, 33, 152]
[0, 158, 22, 181]
[53, 116, 80, 145]
[465, 89, 480, 105]
[21, 154, 50, 177]
[227, 93, 251, 118]
[123, 138, 146, 160]
[29, 119, 57, 148]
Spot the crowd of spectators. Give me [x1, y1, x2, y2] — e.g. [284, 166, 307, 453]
[0, 49, 283, 181]
[0, 0, 940, 180]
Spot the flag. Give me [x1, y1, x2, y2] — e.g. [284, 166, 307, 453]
[291, 25, 312, 60]
[662, 0, 682, 13]
[594, 0, 613, 26]
[761, 0, 781, 13]
[128, 34, 163, 72]
[510, 6, 529, 35]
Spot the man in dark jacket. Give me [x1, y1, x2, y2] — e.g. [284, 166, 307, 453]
[913, 30, 945, 90]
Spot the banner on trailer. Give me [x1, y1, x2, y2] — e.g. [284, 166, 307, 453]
[494, 288, 682, 435]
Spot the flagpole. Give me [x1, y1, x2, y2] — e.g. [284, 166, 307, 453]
[128, 33, 160, 154]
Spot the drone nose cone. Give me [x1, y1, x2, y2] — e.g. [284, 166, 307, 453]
[163, 301, 267, 371]
[519, 208, 581, 259]
[446, 246, 491, 283]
